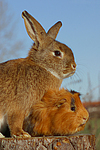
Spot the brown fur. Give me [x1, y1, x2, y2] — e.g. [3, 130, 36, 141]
[0, 11, 76, 137]
[23, 88, 89, 136]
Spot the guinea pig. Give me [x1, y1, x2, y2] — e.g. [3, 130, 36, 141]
[23, 88, 89, 136]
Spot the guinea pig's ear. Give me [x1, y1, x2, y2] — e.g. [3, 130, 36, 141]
[55, 99, 66, 108]
[70, 90, 81, 97]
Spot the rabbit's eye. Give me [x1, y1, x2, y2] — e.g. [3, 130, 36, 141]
[53, 50, 62, 58]
[54, 51, 61, 56]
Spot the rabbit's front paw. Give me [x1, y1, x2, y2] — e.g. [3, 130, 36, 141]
[0, 133, 5, 138]
[12, 130, 31, 138]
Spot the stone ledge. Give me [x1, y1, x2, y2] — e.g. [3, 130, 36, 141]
[0, 134, 95, 150]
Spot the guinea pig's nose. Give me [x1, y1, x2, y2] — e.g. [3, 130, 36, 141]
[83, 117, 88, 124]
[71, 63, 76, 70]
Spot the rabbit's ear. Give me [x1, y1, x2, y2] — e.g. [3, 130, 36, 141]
[47, 21, 62, 39]
[22, 11, 46, 48]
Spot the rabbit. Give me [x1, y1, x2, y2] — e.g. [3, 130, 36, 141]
[23, 88, 89, 136]
[0, 10, 76, 138]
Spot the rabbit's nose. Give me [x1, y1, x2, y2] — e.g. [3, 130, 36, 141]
[71, 63, 76, 70]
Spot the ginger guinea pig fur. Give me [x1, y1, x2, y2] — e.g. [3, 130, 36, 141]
[23, 88, 89, 136]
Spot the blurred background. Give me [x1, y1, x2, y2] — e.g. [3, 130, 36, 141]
[0, 0, 100, 149]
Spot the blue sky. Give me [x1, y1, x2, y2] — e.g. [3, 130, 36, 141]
[4, 0, 100, 101]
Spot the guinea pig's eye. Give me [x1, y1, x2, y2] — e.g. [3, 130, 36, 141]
[71, 98, 75, 111]
[71, 106, 75, 111]
[52, 50, 63, 58]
